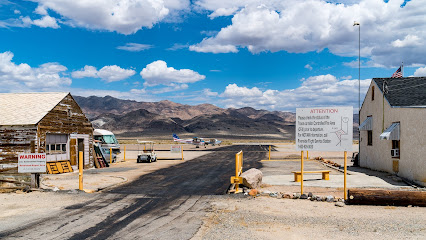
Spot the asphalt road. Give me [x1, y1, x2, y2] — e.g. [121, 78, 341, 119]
[0, 145, 267, 240]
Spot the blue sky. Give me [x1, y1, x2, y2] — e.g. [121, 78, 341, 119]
[1, 0, 425, 112]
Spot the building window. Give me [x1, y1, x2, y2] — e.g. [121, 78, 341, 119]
[371, 86, 375, 101]
[392, 140, 400, 158]
[367, 130, 373, 146]
[46, 134, 68, 155]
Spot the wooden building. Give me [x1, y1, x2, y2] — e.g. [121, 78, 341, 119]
[0, 92, 94, 174]
[359, 77, 426, 186]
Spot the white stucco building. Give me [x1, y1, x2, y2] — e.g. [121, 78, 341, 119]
[359, 77, 426, 186]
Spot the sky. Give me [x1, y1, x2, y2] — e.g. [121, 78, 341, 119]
[1, 0, 426, 113]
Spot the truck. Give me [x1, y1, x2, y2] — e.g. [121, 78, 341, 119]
[93, 129, 121, 154]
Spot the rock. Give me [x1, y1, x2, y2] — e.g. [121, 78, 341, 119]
[300, 194, 308, 199]
[269, 192, 278, 198]
[240, 168, 263, 189]
[326, 195, 334, 202]
[308, 192, 313, 198]
[335, 202, 345, 207]
[249, 189, 258, 196]
[316, 196, 322, 201]
[277, 193, 283, 199]
[53, 187, 60, 192]
[283, 193, 292, 199]
[294, 193, 301, 199]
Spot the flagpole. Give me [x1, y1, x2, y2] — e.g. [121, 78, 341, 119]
[402, 62, 404, 77]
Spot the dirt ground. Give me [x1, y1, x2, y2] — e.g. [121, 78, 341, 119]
[1, 143, 425, 239]
[193, 194, 426, 240]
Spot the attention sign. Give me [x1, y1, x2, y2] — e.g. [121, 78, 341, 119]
[296, 107, 353, 151]
[18, 153, 47, 173]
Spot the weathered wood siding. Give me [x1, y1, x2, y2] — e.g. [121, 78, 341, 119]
[38, 94, 94, 168]
[0, 126, 37, 172]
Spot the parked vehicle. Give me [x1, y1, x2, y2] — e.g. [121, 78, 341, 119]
[137, 140, 157, 163]
[93, 129, 121, 154]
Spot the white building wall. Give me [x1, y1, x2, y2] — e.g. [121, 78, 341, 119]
[360, 81, 426, 186]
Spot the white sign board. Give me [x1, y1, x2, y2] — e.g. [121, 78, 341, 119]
[296, 107, 353, 151]
[171, 145, 182, 153]
[18, 153, 47, 173]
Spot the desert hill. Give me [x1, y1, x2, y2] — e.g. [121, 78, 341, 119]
[74, 95, 296, 139]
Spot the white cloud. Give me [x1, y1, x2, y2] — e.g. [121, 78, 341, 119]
[71, 88, 157, 102]
[304, 64, 312, 70]
[0, 15, 59, 29]
[192, 0, 426, 67]
[413, 66, 426, 77]
[71, 65, 98, 78]
[166, 43, 189, 51]
[14, 10, 21, 14]
[117, 43, 153, 52]
[28, 0, 190, 34]
[189, 38, 238, 53]
[0, 51, 71, 91]
[72, 65, 136, 82]
[203, 88, 218, 97]
[208, 7, 238, 19]
[219, 75, 371, 112]
[152, 83, 189, 94]
[391, 35, 421, 48]
[140, 60, 205, 87]
[31, 15, 60, 28]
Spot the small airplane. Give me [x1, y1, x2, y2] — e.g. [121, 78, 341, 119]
[172, 134, 221, 148]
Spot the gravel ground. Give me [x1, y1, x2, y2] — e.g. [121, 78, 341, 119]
[193, 193, 426, 240]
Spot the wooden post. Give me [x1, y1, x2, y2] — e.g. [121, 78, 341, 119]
[307, 151, 309, 160]
[344, 151, 347, 200]
[301, 151, 304, 195]
[348, 189, 426, 206]
[30, 142, 39, 188]
[123, 146, 126, 162]
[79, 151, 83, 190]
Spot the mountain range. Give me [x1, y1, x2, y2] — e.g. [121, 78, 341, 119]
[74, 96, 297, 139]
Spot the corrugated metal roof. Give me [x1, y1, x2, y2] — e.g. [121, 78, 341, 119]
[380, 122, 400, 140]
[0, 92, 69, 125]
[359, 116, 373, 131]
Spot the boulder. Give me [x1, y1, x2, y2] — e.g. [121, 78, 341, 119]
[241, 168, 263, 189]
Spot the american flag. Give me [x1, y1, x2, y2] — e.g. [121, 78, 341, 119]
[391, 66, 402, 78]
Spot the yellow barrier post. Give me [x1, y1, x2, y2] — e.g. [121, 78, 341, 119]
[344, 151, 347, 200]
[307, 151, 309, 160]
[181, 146, 184, 161]
[110, 147, 112, 164]
[268, 145, 271, 161]
[79, 151, 83, 190]
[230, 151, 243, 193]
[301, 151, 304, 195]
[235, 152, 239, 192]
[123, 146, 126, 162]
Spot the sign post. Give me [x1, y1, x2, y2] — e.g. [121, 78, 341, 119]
[296, 107, 353, 199]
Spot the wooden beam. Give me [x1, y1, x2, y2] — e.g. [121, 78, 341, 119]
[347, 188, 426, 207]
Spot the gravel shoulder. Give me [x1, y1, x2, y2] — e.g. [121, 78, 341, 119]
[193, 194, 426, 240]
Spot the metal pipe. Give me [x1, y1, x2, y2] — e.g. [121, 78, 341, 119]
[79, 151, 83, 190]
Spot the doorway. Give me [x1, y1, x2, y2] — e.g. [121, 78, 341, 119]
[78, 138, 84, 167]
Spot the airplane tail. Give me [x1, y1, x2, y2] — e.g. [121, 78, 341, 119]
[173, 133, 179, 139]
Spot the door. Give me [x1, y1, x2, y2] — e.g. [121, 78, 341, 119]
[70, 138, 77, 165]
[78, 139, 84, 167]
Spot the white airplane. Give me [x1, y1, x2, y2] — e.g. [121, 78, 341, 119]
[172, 134, 221, 148]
